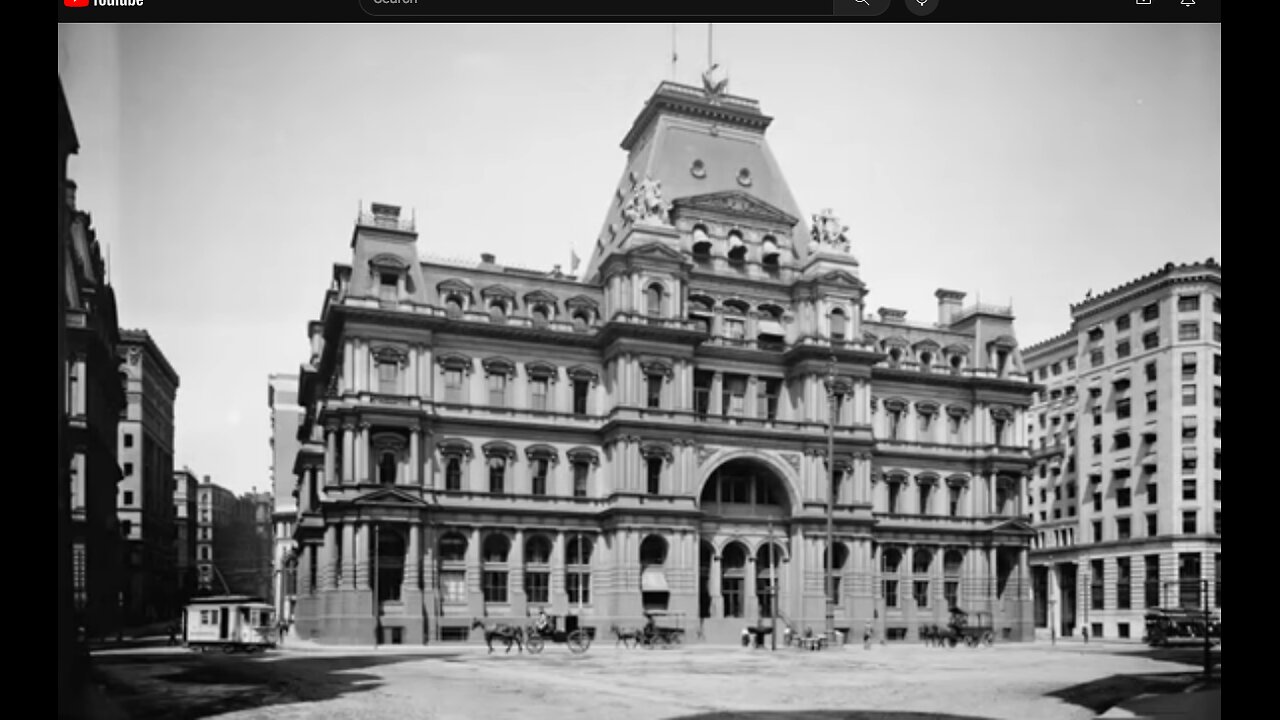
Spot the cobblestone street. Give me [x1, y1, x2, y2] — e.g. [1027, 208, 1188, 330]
[86, 641, 1219, 720]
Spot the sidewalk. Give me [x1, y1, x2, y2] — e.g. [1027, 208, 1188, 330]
[1096, 686, 1221, 720]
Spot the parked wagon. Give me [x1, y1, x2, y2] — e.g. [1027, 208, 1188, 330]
[184, 595, 276, 653]
[1144, 608, 1221, 647]
[525, 613, 593, 655]
[938, 607, 993, 648]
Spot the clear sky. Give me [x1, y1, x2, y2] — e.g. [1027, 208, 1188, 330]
[57, 23, 1221, 497]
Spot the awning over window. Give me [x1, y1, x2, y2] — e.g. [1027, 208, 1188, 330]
[1182, 447, 1198, 460]
[1182, 416, 1198, 429]
[640, 568, 669, 592]
[757, 319, 784, 337]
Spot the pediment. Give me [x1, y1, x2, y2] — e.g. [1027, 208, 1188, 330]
[627, 241, 686, 261]
[820, 269, 862, 286]
[352, 487, 428, 507]
[673, 191, 800, 227]
[988, 518, 1036, 536]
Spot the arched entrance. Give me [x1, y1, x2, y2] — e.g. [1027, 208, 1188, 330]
[697, 457, 795, 640]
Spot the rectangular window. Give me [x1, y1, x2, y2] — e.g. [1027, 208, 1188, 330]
[724, 318, 745, 341]
[647, 457, 662, 495]
[379, 272, 398, 301]
[1182, 451, 1197, 471]
[646, 374, 663, 409]
[445, 457, 462, 491]
[1116, 397, 1131, 420]
[1144, 555, 1160, 608]
[378, 361, 398, 394]
[123, 462, 133, 476]
[1181, 352, 1197, 380]
[573, 379, 590, 415]
[1146, 483, 1157, 503]
[758, 378, 781, 420]
[1091, 560, 1104, 610]
[944, 581, 959, 609]
[124, 433, 134, 448]
[1146, 391, 1157, 413]
[566, 572, 590, 605]
[1182, 385, 1196, 406]
[441, 571, 467, 603]
[1117, 517, 1131, 540]
[887, 482, 901, 514]
[1182, 479, 1196, 501]
[1067, 357, 1076, 370]
[1212, 322, 1221, 343]
[1213, 511, 1220, 535]
[482, 571, 508, 603]
[913, 580, 930, 608]
[1178, 321, 1200, 341]
[1142, 302, 1159, 321]
[1088, 326, 1104, 342]
[1214, 478, 1221, 502]
[123, 490, 134, 506]
[1114, 432, 1131, 450]
[445, 369, 464, 404]
[1092, 492, 1102, 512]
[525, 572, 549, 604]
[488, 459, 505, 494]
[1116, 557, 1131, 610]
[1116, 314, 1131, 331]
[1093, 520, 1103, 543]
[1116, 488, 1131, 508]
[573, 461, 589, 498]
[1116, 340, 1131, 359]
[1213, 418, 1220, 438]
[1213, 354, 1220, 376]
[1177, 294, 1200, 312]
[1092, 434, 1102, 453]
[1213, 386, 1221, 407]
[1178, 553, 1201, 608]
[1143, 331, 1159, 350]
[1146, 513, 1157, 537]
[948, 485, 961, 517]
[532, 459, 548, 496]
[1182, 511, 1197, 534]
[1215, 553, 1221, 608]
[1090, 349, 1104, 368]
[884, 579, 899, 608]
[489, 373, 507, 406]
[1145, 361, 1157, 382]
[530, 378, 549, 411]
[722, 375, 746, 417]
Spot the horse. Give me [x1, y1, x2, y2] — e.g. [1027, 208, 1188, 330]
[611, 624, 644, 649]
[471, 618, 524, 654]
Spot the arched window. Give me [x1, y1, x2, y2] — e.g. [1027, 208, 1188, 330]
[524, 535, 552, 605]
[378, 451, 397, 485]
[481, 534, 510, 604]
[445, 293, 465, 318]
[488, 299, 508, 323]
[531, 303, 550, 326]
[572, 310, 590, 332]
[761, 235, 780, 268]
[438, 531, 468, 605]
[727, 231, 746, 263]
[646, 283, 664, 318]
[881, 547, 903, 608]
[912, 548, 934, 609]
[830, 308, 847, 341]
[721, 542, 747, 618]
[692, 225, 711, 260]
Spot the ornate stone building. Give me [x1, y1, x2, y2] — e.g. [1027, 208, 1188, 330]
[291, 77, 1038, 645]
[1024, 259, 1221, 641]
[270, 374, 303, 628]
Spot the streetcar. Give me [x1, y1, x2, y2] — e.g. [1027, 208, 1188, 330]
[183, 595, 277, 653]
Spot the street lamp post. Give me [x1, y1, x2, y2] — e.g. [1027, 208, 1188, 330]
[825, 354, 837, 644]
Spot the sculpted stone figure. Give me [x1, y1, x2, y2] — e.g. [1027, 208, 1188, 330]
[622, 175, 672, 226]
[811, 208, 851, 252]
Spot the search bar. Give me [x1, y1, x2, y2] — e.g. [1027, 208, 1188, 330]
[834, 0, 891, 16]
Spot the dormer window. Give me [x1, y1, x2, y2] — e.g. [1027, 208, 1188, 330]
[761, 235, 780, 267]
[379, 272, 398, 302]
[830, 308, 847, 342]
[488, 299, 508, 323]
[692, 225, 712, 259]
[530, 303, 551, 327]
[445, 293, 465, 319]
[646, 283, 664, 318]
[889, 347, 903, 366]
[919, 351, 933, 371]
[572, 311, 590, 332]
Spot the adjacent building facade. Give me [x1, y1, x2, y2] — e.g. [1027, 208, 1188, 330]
[270, 374, 303, 627]
[196, 478, 238, 595]
[290, 77, 1039, 646]
[1023, 259, 1221, 641]
[65, 176, 127, 641]
[117, 329, 181, 624]
[173, 466, 200, 605]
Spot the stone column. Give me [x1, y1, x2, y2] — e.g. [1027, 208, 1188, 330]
[323, 525, 337, 589]
[341, 523, 356, 589]
[325, 427, 337, 488]
[710, 372, 723, 415]
[1019, 548, 1031, 601]
[747, 375, 759, 418]
[406, 347, 417, 398]
[410, 425, 421, 486]
[358, 423, 372, 484]
[343, 340, 353, 393]
[355, 523, 369, 589]
[746, 555, 758, 621]
[709, 551, 723, 618]
[342, 424, 354, 484]
[404, 523, 421, 591]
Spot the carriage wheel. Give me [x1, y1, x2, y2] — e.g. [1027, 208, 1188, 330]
[526, 636, 545, 654]
[965, 635, 977, 648]
[567, 630, 590, 654]
[982, 631, 994, 647]
[947, 636, 958, 648]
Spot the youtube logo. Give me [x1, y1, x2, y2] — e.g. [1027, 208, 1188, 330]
[65, 0, 90, 6]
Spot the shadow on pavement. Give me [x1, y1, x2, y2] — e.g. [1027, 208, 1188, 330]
[91, 650, 455, 719]
[660, 707, 998, 712]
[1047, 671, 1219, 715]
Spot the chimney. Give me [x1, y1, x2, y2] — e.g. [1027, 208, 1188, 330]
[935, 289, 967, 325]
[877, 307, 907, 324]
[480, 253, 496, 264]
[204, 475, 211, 484]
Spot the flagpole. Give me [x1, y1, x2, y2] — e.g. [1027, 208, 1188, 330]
[671, 24, 677, 80]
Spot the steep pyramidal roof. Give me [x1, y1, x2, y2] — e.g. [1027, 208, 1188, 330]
[583, 80, 813, 282]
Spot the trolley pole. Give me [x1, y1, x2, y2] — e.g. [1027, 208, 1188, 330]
[825, 354, 837, 644]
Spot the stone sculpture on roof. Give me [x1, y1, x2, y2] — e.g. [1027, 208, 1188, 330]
[811, 208, 851, 252]
[622, 175, 672, 226]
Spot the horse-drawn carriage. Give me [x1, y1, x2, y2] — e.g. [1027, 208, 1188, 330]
[640, 611, 685, 648]
[1144, 608, 1221, 647]
[922, 607, 994, 648]
[526, 613, 593, 654]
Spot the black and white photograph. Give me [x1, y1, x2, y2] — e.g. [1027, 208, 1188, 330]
[59, 21, 1220, 720]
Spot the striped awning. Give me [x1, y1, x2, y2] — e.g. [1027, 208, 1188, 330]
[641, 568, 669, 592]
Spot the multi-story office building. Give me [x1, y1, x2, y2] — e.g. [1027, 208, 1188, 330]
[225, 489, 275, 601]
[64, 177, 127, 641]
[290, 75, 1039, 646]
[1024, 259, 1221, 641]
[117, 328, 181, 624]
[196, 478, 238, 595]
[270, 374, 302, 627]
[173, 467, 200, 605]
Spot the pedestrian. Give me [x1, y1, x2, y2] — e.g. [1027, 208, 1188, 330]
[863, 620, 872, 650]
[167, 622, 179, 647]
[1082, 625, 1089, 644]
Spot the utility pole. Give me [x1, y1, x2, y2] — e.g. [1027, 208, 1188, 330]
[769, 521, 777, 651]
[825, 354, 837, 643]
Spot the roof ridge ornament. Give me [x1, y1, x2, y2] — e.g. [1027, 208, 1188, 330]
[702, 63, 729, 98]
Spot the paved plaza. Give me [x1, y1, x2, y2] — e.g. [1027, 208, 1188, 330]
[83, 639, 1220, 720]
